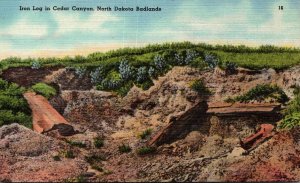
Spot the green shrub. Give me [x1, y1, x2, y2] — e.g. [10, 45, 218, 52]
[62, 150, 75, 159]
[66, 140, 87, 148]
[85, 154, 106, 164]
[278, 112, 300, 129]
[91, 165, 103, 172]
[189, 79, 210, 96]
[32, 83, 56, 99]
[137, 146, 156, 155]
[53, 155, 61, 161]
[138, 128, 152, 139]
[118, 144, 132, 153]
[93, 136, 104, 148]
[234, 84, 288, 103]
[0, 79, 31, 128]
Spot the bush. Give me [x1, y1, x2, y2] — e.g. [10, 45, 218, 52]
[234, 84, 288, 103]
[190, 79, 210, 96]
[138, 128, 152, 139]
[53, 155, 61, 161]
[74, 67, 86, 79]
[0, 79, 31, 128]
[136, 67, 148, 83]
[118, 144, 132, 153]
[189, 57, 207, 70]
[66, 140, 87, 148]
[31, 61, 41, 69]
[154, 55, 167, 72]
[93, 136, 104, 148]
[278, 113, 300, 129]
[137, 146, 156, 155]
[148, 66, 157, 79]
[119, 59, 134, 81]
[284, 94, 300, 116]
[32, 83, 56, 99]
[224, 61, 237, 74]
[62, 150, 75, 159]
[85, 154, 106, 164]
[204, 54, 219, 69]
[185, 49, 199, 65]
[90, 66, 105, 84]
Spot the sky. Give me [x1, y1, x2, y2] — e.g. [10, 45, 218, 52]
[0, 0, 299, 58]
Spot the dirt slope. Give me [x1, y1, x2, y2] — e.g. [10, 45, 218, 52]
[0, 124, 88, 182]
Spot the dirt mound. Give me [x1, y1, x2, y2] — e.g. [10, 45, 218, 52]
[1, 66, 60, 87]
[0, 124, 88, 182]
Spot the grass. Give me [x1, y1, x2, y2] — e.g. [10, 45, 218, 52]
[137, 146, 156, 155]
[138, 128, 152, 139]
[53, 155, 61, 161]
[32, 83, 57, 99]
[85, 154, 106, 164]
[93, 136, 104, 148]
[118, 144, 132, 153]
[227, 84, 289, 104]
[278, 113, 300, 130]
[66, 140, 87, 148]
[91, 165, 103, 172]
[189, 79, 210, 96]
[62, 150, 75, 159]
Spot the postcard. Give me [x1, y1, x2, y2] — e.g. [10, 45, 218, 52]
[0, 0, 299, 182]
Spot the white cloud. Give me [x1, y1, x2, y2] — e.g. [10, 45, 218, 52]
[52, 12, 120, 36]
[0, 17, 48, 38]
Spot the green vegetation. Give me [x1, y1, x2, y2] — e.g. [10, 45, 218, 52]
[0, 79, 31, 127]
[118, 144, 132, 153]
[279, 87, 300, 130]
[189, 79, 210, 96]
[85, 154, 106, 164]
[1, 42, 299, 97]
[66, 140, 87, 148]
[64, 175, 87, 183]
[137, 146, 156, 155]
[91, 165, 103, 172]
[62, 150, 75, 159]
[32, 83, 57, 99]
[278, 113, 300, 130]
[227, 84, 288, 103]
[138, 128, 152, 139]
[53, 155, 61, 161]
[93, 136, 104, 148]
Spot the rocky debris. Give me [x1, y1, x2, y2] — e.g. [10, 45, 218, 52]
[138, 128, 300, 182]
[24, 92, 75, 136]
[0, 124, 88, 182]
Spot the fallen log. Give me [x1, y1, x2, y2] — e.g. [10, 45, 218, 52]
[23, 92, 75, 136]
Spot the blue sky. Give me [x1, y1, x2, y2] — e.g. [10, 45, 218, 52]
[0, 0, 299, 58]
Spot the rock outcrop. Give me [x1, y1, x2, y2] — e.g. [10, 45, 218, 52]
[0, 124, 88, 182]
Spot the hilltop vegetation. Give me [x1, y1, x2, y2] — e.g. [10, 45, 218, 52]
[1, 42, 299, 95]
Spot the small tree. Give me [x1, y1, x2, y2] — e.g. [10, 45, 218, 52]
[75, 67, 86, 79]
[31, 61, 41, 69]
[136, 67, 148, 83]
[154, 55, 167, 72]
[90, 66, 105, 84]
[204, 54, 219, 69]
[119, 59, 134, 81]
